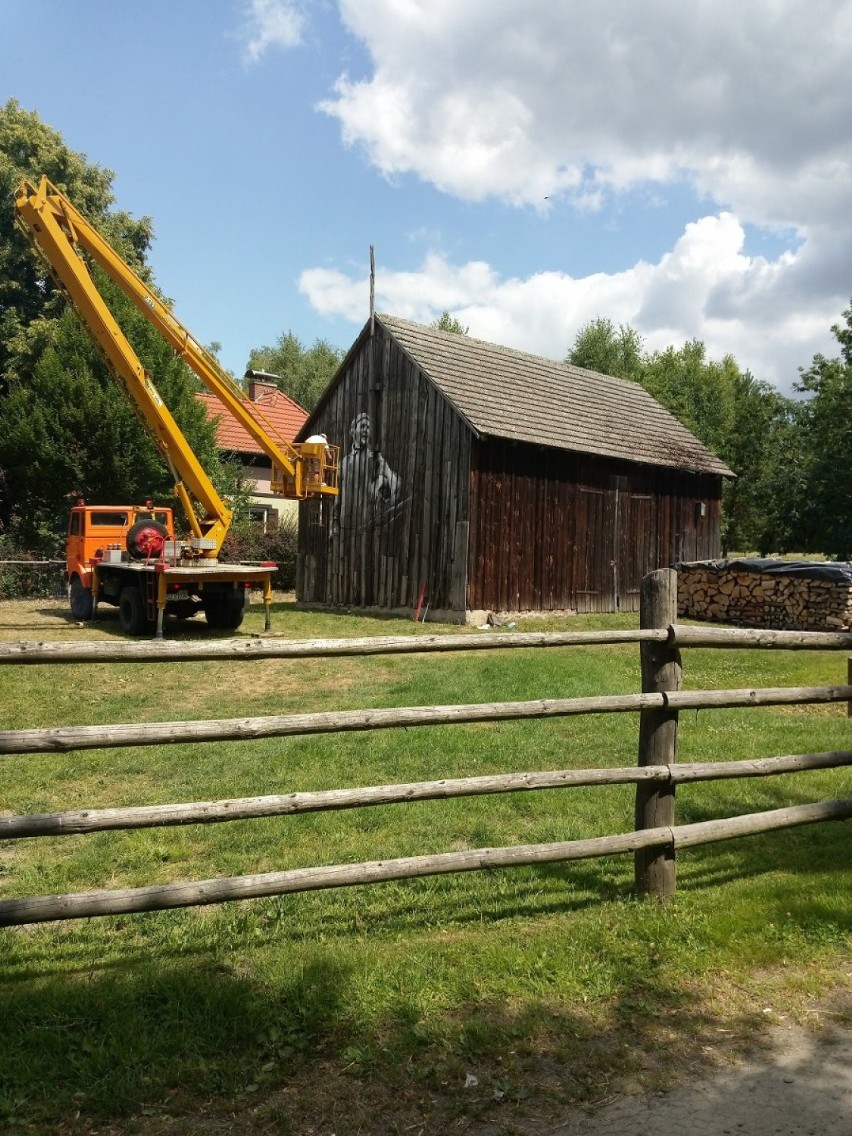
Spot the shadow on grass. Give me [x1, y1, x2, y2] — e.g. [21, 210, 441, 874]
[1, 819, 849, 1134]
[0, 919, 799, 1136]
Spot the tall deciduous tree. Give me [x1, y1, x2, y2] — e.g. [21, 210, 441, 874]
[789, 303, 852, 558]
[0, 100, 223, 552]
[246, 332, 343, 411]
[430, 311, 470, 335]
[568, 317, 644, 381]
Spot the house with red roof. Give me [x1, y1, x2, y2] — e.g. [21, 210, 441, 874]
[197, 374, 308, 528]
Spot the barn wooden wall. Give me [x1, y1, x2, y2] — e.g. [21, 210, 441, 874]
[299, 324, 723, 615]
[467, 439, 722, 613]
[298, 324, 471, 610]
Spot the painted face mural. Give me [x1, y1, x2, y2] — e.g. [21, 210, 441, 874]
[335, 411, 401, 533]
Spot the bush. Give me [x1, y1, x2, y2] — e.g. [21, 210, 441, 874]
[219, 514, 298, 590]
[0, 535, 65, 599]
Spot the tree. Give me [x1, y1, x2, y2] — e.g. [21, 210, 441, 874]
[430, 311, 469, 335]
[0, 101, 224, 552]
[567, 317, 644, 381]
[0, 99, 152, 387]
[787, 303, 852, 558]
[246, 332, 343, 411]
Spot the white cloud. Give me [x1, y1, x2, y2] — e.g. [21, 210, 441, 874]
[240, 0, 306, 63]
[299, 214, 841, 392]
[323, 0, 852, 224]
[304, 0, 852, 391]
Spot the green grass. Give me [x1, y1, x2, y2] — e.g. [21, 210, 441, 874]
[0, 598, 849, 1133]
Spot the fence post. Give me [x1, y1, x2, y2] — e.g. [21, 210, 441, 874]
[634, 568, 682, 899]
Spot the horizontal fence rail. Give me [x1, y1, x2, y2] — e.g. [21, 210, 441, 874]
[2, 751, 849, 840]
[0, 800, 848, 927]
[2, 684, 850, 756]
[2, 623, 852, 666]
[0, 628, 667, 665]
[669, 625, 852, 650]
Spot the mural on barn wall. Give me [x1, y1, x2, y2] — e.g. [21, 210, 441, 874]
[334, 410, 404, 537]
[299, 324, 472, 611]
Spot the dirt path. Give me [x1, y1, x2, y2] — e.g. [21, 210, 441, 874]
[540, 1019, 851, 1136]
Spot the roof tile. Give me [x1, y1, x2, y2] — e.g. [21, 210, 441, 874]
[197, 388, 308, 455]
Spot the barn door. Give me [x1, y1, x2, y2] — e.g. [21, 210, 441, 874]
[573, 483, 609, 612]
[620, 491, 657, 612]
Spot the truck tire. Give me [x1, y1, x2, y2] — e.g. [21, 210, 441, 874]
[68, 576, 94, 620]
[203, 589, 245, 630]
[126, 519, 169, 561]
[118, 585, 150, 635]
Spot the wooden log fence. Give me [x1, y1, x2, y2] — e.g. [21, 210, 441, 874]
[2, 685, 850, 756]
[0, 568, 850, 926]
[2, 800, 849, 928]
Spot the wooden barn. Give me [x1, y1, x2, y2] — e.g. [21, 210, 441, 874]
[296, 315, 733, 618]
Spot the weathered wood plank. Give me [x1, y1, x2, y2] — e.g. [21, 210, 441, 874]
[0, 627, 668, 665]
[671, 625, 852, 650]
[4, 751, 848, 839]
[2, 684, 850, 755]
[635, 567, 681, 899]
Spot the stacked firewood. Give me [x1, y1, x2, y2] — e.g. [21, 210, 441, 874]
[676, 562, 852, 631]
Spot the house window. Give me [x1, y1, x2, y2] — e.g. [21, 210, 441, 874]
[245, 506, 279, 533]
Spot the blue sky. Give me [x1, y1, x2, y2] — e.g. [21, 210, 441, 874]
[4, 0, 851, 394]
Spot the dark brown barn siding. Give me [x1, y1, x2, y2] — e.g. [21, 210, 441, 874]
[467, 439, 721, 613]
[298, 325, 471, 610]
[299, 318, 725, 615]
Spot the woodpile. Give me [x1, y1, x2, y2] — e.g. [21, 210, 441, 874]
[677, 560, 852, 631]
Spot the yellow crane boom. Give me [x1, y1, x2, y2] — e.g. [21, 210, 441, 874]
[14, 176, 337, 557]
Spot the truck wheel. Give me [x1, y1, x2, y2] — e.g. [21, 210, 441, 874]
[118, 585, 150, 635]
[68, 576, 94, 620]
[203, 589, 245, 630]
[126, 519, 169, 561]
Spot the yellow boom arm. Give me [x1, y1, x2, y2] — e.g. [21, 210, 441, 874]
[15, 177, 337, 556]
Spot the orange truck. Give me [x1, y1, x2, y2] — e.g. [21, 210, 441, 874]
[65, 502, 277, 635]
[16, 177, 338, 637]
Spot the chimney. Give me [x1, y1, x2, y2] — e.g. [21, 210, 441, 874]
[245, 369, 280, 402]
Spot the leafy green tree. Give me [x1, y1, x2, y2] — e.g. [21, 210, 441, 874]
[567, 317, 644, 381]
[246, 332, 343, 411]
[718, 371, 793, 554]
[787, 303, 852, 558]
[430, 311, 469, 335]
[639, 341, 737, 458]
[0, 101, 225, 552]
[0, 99, 152, 387]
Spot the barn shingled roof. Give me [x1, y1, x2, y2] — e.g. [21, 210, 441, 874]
[378, 314, 734, 477]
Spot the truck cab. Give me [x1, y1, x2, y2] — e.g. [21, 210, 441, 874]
[66, 502, 176, 619]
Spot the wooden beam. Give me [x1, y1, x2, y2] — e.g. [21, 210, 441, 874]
[0, 628, 668, 666]
[2, 685, 851, 756]
[635, 568, 681, 900]
[2, 751, 848, 840]
[671, 625, 852, 650]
